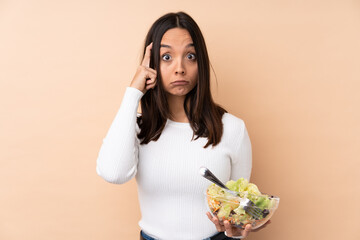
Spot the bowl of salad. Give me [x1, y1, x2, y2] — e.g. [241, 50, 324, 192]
[206, 178, 280, 230]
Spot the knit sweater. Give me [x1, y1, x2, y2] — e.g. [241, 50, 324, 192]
[96, 87, 252, 240]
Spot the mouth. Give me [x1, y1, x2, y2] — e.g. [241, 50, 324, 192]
[172, 80, 189, 86]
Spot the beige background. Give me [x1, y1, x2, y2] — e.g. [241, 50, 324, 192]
[1, 0, 360, 239]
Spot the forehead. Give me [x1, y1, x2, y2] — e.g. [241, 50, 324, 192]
[161, 28, 193, 45]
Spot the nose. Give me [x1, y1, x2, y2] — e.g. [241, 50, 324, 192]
[175, 58, 185, 75]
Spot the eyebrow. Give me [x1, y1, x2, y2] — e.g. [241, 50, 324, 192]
[160, 43, 194, 48]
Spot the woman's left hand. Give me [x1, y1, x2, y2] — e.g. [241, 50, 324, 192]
[206, 212, 271, 238]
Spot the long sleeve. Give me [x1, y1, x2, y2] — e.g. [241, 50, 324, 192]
[96, 110, 252, 239]
[229, 121, 252, 181]
[96, 87, 143, 184]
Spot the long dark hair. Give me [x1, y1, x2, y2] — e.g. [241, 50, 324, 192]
[137, 12, 226, 148]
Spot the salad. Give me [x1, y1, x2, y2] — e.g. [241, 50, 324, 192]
[206, 177, 278, 228]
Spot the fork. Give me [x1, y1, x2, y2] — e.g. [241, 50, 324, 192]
[199, 167, 263, 220]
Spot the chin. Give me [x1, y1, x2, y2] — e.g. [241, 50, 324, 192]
[166, 87, 191, 96]
[172, 89, 191, 96]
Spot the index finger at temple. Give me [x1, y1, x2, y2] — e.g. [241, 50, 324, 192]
[141, 42, 153, 67]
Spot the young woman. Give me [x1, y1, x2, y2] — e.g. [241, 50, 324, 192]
[96, 12, 267, 240]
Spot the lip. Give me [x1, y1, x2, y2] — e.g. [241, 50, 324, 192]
[172, 80, 189, 86]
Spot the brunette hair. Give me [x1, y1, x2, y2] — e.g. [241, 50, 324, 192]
[137, 12, 226, 148]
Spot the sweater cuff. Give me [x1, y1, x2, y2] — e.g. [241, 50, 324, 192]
[117, 87, 144, 116]
[125, 87, 144, 100]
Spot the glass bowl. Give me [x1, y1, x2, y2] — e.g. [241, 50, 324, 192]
[205, 189, 280, 230]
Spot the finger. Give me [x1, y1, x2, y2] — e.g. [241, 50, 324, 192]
[206, 212, 217, 225]
[213, 217, 223, 232]
[145, 71, 157, 81]
[241, 224, 252, 238]
[146, 77, 156, 85]
[206, 213, 226, 232]
[145, 81, 157, 90]
[206, 213, 221, 231]
[146, 85, 155, 90]
[214, 217, 226, 232]
[206, 212, 213, 221]
[141, 42, 153, 67]
[145, 77, 156, 89]
[145, 67, 157, 75]
[224, 220, 233, 237]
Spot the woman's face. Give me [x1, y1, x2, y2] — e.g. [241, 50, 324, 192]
[159, 28, 198, 97]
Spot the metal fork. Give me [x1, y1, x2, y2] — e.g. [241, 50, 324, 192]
[199, 167, 263, 220]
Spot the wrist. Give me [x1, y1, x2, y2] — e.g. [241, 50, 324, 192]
[129, 83, 144, 93]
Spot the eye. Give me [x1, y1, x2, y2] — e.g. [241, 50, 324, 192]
[162, 54, 171, 61]
[187, 53, 196, 60]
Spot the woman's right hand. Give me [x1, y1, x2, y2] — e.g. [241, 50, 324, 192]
[130, 42, 157, 93]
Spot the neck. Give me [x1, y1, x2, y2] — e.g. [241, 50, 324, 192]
[167, 94, 188, 123]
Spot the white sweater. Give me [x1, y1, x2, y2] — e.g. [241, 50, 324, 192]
[96, 87, 252, 240]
